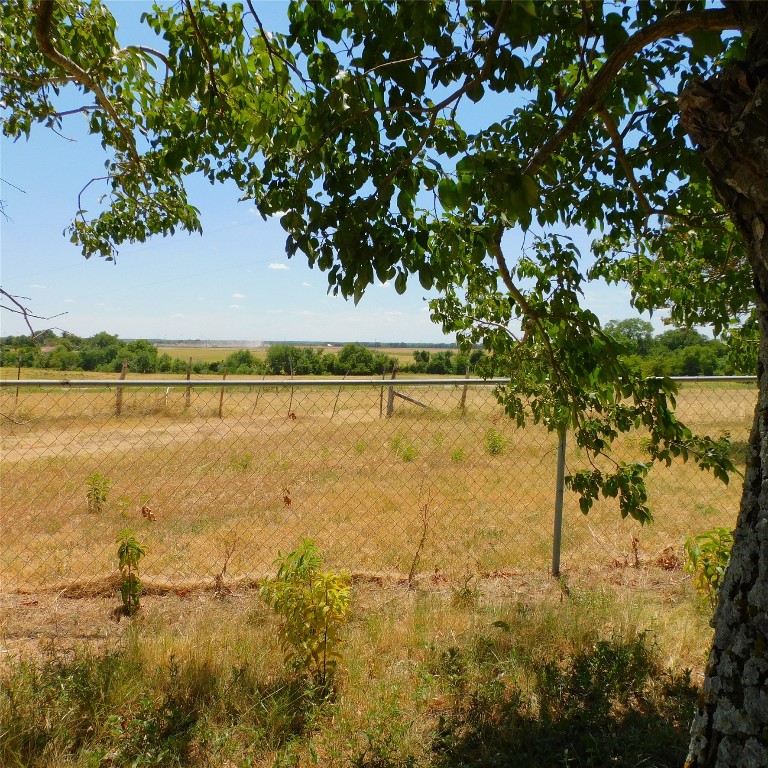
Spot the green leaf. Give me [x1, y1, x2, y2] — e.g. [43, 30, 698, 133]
[437, 178, 458, 210]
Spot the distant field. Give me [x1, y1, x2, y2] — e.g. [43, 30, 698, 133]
[157, 344, 269, 363]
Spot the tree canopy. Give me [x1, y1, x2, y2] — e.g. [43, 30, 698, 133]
[2, 3, 768, 765]
[1, 0, 753, 521]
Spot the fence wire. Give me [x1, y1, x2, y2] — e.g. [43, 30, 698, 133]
[0, 377, 755, 592]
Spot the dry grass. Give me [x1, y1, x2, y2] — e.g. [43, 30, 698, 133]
[0, 573, 712, 767]
[0, 381, 754, 594]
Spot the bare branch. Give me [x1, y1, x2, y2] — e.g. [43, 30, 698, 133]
[0, 177, 26, 195]
[77, 175, 118, 217]
[52, 104, 98, 118]
[488, 234, 565, 385]
[123, 45, 170, 67]
[0, 70, 74, 87]
[0, 288, 67, 339]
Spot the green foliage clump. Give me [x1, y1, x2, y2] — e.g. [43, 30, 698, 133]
[483, 428, 505, 456]
[117, 530, 145, 616]
[229, 450, 253, 472]
[260, 540, 351, 688]
[390, 434, 418, 462]
[684, 527, 733, 608]
[85, 472, 110, 513]
[429, 629, 696, 768]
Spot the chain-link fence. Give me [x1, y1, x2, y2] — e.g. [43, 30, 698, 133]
[0, 377, 755, 593]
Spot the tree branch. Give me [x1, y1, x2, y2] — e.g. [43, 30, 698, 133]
[53, 104, 98, 118]
[598, 107, 654, 217]
[524, 8, 741, 177]
[245, 0, 309, 88]
[183, 0, 220, 102]
[366, 0, 511, 200]
[488, 234, 565, 386]
[33, 0, 140, 165]
[0, 288, 67, 340]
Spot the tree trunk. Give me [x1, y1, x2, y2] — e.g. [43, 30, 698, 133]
[679, 5, 768, 766]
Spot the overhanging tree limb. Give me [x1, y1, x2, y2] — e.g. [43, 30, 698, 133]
[33, 0, 141, 166]
[525, 8, 741, 177]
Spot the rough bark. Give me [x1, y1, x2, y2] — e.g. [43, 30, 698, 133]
[679, 4, 768, 766]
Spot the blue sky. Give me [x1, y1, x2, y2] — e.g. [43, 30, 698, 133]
[1, 1, 644, 343]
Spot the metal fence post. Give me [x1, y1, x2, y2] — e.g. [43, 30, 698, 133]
[552, 425, 567, 577]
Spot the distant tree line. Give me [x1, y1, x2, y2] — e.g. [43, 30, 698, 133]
[602, 319, 752, 377]
[0, 332, 476, 376]
[0, 321, 755, 377]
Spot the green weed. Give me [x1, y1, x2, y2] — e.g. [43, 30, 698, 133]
[85, 472, 110, 513]
[684, 527, 733, 608]
[117, 530, 145, 616]
[390, 434, 418, 462]
[229, 450, 254, 472]
[483, 428, 505, 456]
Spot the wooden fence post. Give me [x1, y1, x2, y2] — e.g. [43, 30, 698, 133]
[386, 366, 397, 418]
[218, 373, 227, 419]
[184, 357, 192, 410]
[459, 366, 470, 411]
[287, 357, 295, 418]
[115, 360, 128, 416]
[15, 352, 22, 406]
[379, 366, 386, 418]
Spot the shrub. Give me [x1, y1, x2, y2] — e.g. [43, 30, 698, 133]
[260, 540, 351, 688]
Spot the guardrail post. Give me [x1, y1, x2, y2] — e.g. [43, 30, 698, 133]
[552, 425, 567, 577]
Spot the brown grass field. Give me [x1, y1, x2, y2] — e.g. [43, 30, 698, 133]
[0, 377, 755, 595]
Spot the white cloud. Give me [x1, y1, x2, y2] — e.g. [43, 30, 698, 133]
[229, 304, 240, 309]
[302, 282, 311, 287]
[268, 210, 288, 219]
[64, 298, 75, 304]
[170, 313, 184, 318]
[268, 263, 289, 271]
[29, 284, 47, 289]
[232, 293, 246, 299]
[267, 309, 283, 314]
